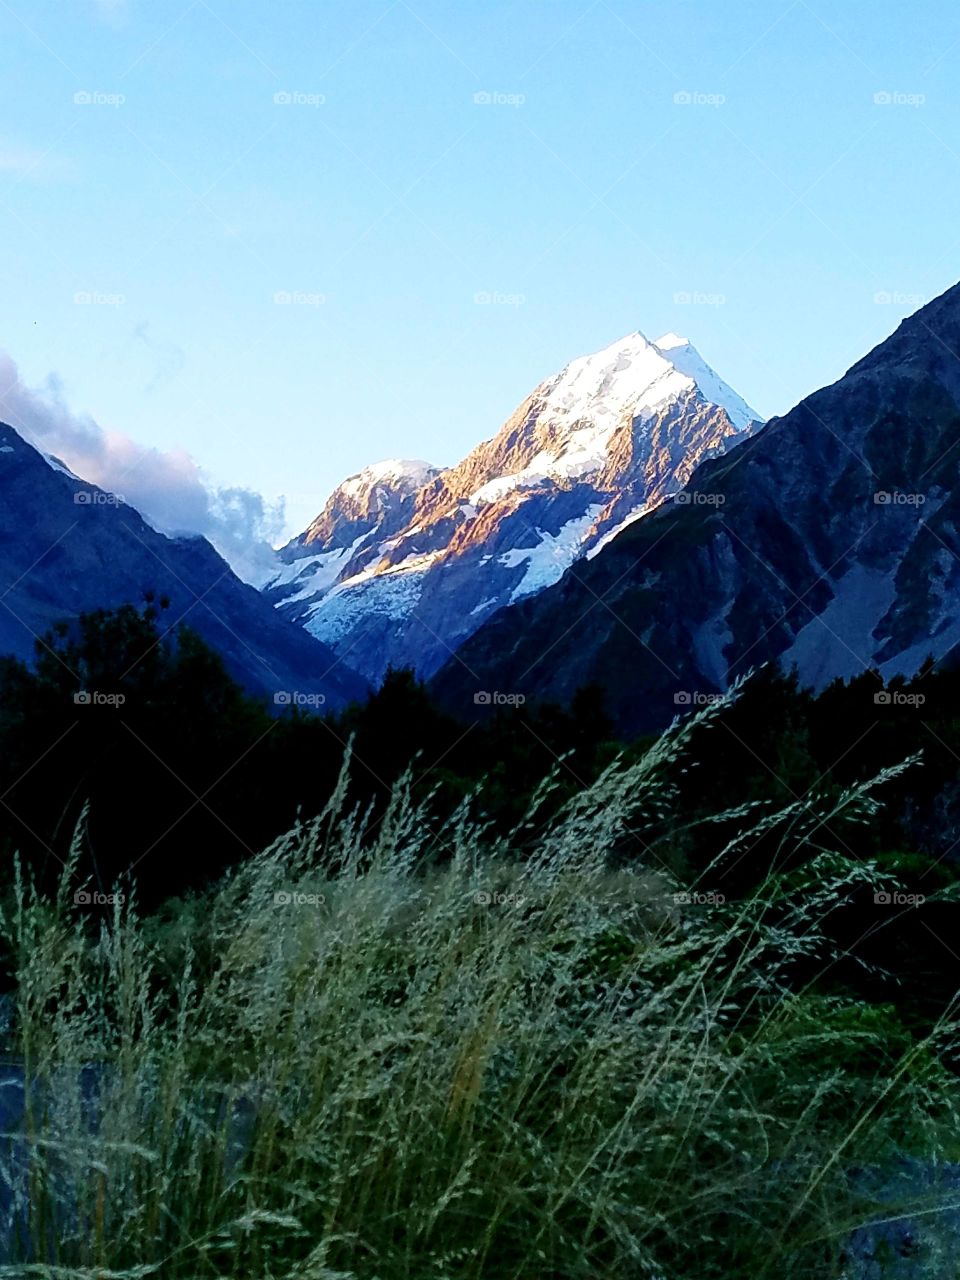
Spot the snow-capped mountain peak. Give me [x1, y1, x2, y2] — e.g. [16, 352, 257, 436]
[292, 458, 441, 554]
[265, 327, 762, 683]
[463, 329, 760, 506]
[339, 458, 438, 499]
[533, 328, 758, 441]
[538, 329, 689, 425]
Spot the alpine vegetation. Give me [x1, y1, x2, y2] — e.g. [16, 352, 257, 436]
[0, 699, 956, 1280]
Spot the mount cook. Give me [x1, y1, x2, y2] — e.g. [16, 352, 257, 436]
[263, 330, 761, 683]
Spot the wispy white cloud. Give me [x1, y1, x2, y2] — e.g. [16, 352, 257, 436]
[0, 350, 283, 584]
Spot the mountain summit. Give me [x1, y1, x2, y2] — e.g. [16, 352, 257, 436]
[264, 329, 761, 682]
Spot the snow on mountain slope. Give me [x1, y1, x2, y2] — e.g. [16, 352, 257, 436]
[500, 505, 606, 602]
[652, 333, 756, 430]
[263, 329, 762, 683]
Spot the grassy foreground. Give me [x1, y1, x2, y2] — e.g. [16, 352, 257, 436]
[1, 706, 958, 1279]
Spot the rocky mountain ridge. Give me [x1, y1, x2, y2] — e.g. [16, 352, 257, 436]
[0, 424, 367, 708]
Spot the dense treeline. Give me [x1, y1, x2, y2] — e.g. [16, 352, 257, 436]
[0, 601, 958, 1022]
[0, 602, 615, 904]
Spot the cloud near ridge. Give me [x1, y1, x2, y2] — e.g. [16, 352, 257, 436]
[0, 351, 283, 585]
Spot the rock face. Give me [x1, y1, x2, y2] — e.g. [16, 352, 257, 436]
[431, 282, 960, 734]
[264, 331, 761, 683]
[0, 424, 367, 708]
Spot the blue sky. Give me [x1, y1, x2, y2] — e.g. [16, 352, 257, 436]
[1, 0, 959, 555]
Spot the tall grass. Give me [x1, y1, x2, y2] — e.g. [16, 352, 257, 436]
[0, 703, 957, 1278]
